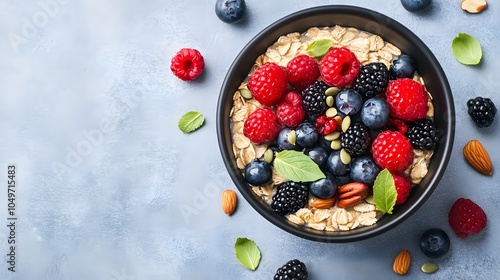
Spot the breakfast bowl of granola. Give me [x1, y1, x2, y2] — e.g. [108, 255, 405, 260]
[216, 5, 454, 242]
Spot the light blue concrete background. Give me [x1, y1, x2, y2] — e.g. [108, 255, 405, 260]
[0, 0, 499, 279]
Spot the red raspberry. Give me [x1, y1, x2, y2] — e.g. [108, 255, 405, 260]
[248, 62, 288, 106]
[385, 118, 408, 134]
[276, 91, 305, 127]
[319, 47, 360, 88]
[448, 198, 487, 238]
[315, 115, 337, 135]
[392, 172, 412, 205]
[170, 48, 204, 81]
[386, 78, 428, 121]
[243, 108, 281, 144]
[372, 131, 413, 172]
[286, 54, 320, 89]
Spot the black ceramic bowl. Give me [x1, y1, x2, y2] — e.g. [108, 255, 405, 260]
[217, 5, 454, 242]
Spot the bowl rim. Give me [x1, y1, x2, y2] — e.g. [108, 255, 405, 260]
[216, 5, 455, 242]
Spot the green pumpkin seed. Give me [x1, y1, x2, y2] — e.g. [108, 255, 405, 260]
[287, 130, 297, 145]
[365, 195, 375, 204]
[240, 88, 253, 99]
[325, 86, 341, 96]
[324, 131, 340, 141]
[330, 140, 341, 150]
[340, 149, 351, 164]
[326, 107, 337, 118]
[326, 96, 334, 107]
[263, 148, 274, 163]
[341, 115, 351, 132]
[421, 263, 439, 274]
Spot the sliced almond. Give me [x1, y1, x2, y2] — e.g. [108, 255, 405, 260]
[461, 0, 488, 13]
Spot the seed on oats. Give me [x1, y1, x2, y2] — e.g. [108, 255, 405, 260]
[325, 86, 341, 96]
[326, 107, 337, 118]
[364, 195, 376, 205]
[325, 131, 340, 141]
[263, 148, 274, 163]
[421, 262, 439, 274]
[287, 130, 297, 145]
[340, 149, 351, 165]
[326, 96, 334, 107]
[331, 140, 342, 150]
[342, 115, 351, 132]
[239, 88, 253, 99]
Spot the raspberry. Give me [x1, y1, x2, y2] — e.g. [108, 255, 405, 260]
[243, 108, 281, 145]
[248, 62, 288, 106]
[392, 172, 411, 205]
[385, 118, 408, 134]
[319, 47, 360, 88]
[372, 131, 414, 172]
[276, 91, 305, 127]
[315, 115, 337, 135]
[448, 198, 487, 238]
[170, 48, 205, 81]
[386, 78, 428, 121]
[286, 54, 320, 89]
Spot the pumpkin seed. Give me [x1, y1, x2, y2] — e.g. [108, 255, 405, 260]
[326, 107, 337, 118]
[239, 88, 253, 99]
[421, 263, 439, 274]
[326, 96, 334, 107]
[287, 130, 297, 145]
[340, 149, 351, 165]
[330, 140, 342, 150]
[365, 195, 375, 205]
[324, 131, 340, 141]
[341, 115, 351, 132]
[263, 148, 274, 163]
[325, 86, 341, 96]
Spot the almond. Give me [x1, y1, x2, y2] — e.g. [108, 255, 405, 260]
[393, 249, 411, 275]
[311, 197, 336, 209]
[222, 190, 237, 216]
[463, 140, 493, 175]
[461, 0, 488, 13]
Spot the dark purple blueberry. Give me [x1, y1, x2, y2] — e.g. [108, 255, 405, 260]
[401, 0, 432, 12]
[389, 54, 416, 78]
[309, 173, 338, 199]
[277, 128, 300, 150]
[326, 150, 349, 176]
[335, 89, 363, 116]
[335, 174, 352, 186]
[420, 228, 451, 258]
[296, 122, 319, 147]
[350, 156, 381, 185]
[215, 0, 246, 23]
[361, 97, 390, 129]
[244, 160, 272, 186]
[304, 147, 328, 167]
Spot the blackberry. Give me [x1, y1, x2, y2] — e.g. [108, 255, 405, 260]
[271, 182, 308, 215]
[301, 81, 328, 115]
[467, 97, 497, 127]
[341, 122, 372, 157]
[353, 62, 389, 99]
[406, 118, 440, 150]
[274, 259, 308, 280]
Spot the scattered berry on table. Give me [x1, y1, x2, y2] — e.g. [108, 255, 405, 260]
[244, 160, 272, 186]
[248, 62, 288, 106]
[401, 0, 432, 12]
[215, 0, 246, 23]
[315, 115, 338, 135]
[296, 122, 319, 147]
[243, 108, 281, 145]
[341, 122, 372, 157]
[389, 54, 416, 79]
[335, 89, 364, 116]
[309, 172, 338, 199]
[467, 96, 497, 127]
[304, 147, 328, 167]
[326, 150, 349, 176]
[277, 91, 306, 127]
[170, 48, 204, 81]
[354, 62, 390, 99]
[271, 182, 309, 215]
[392, 172, 412, 205]
[372, 131, 414, 172]
[277, 128, 300, 150]
[286, 54, 320, 89]
[386, 78, 428, 121]
[361, 97, 390, 129]
[273, 259, 308, 280]
[448, 198, 487, 238]
[350, 156, 381, 185]
[420, 228, 451, 258]
[301, 80, 329, 114]
[406, 118, 440, 150]
[319, 47, 360, 88]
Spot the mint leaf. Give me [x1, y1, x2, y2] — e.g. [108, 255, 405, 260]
[306, 39, 333, 57]
[234, 238, 261, 271]
[452, 33, 482, 65]
[274, 150, 325, 182]
[372, 169, 397, 214]
[178, 111, 204, 133]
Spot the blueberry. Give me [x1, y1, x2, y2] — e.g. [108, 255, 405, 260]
[326, 150, 349, 176]
[296, 122, 319, 147]
[244, 160, 272, 186]
[309, 173, 338, 199]
[335, 174, 352, 186]
[390, 54, 416, 79]
[318, 137, 333, 153]
[350, 156, 381, 185]
[401, 0, 432, 12]
[420, 228, 451, 258]
[277, 128, 300, 150]
[304, 147, 328, 167]
[215, 0, 246, 23]
[361, 97, 390, 129]
[335, 89, 363, 116]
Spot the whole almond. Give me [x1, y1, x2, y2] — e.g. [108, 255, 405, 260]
[461, 0, 488, 13]
[222, 190, 237, 216]
[311, 197, 335, 209]
[393, 249, 411, 275]
[463, 140, 493, 175]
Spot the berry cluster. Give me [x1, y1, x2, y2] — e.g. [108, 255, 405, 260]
[241, 46, 440, 215]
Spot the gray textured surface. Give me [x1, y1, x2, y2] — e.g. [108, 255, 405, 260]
[1, 0, 499, 279]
